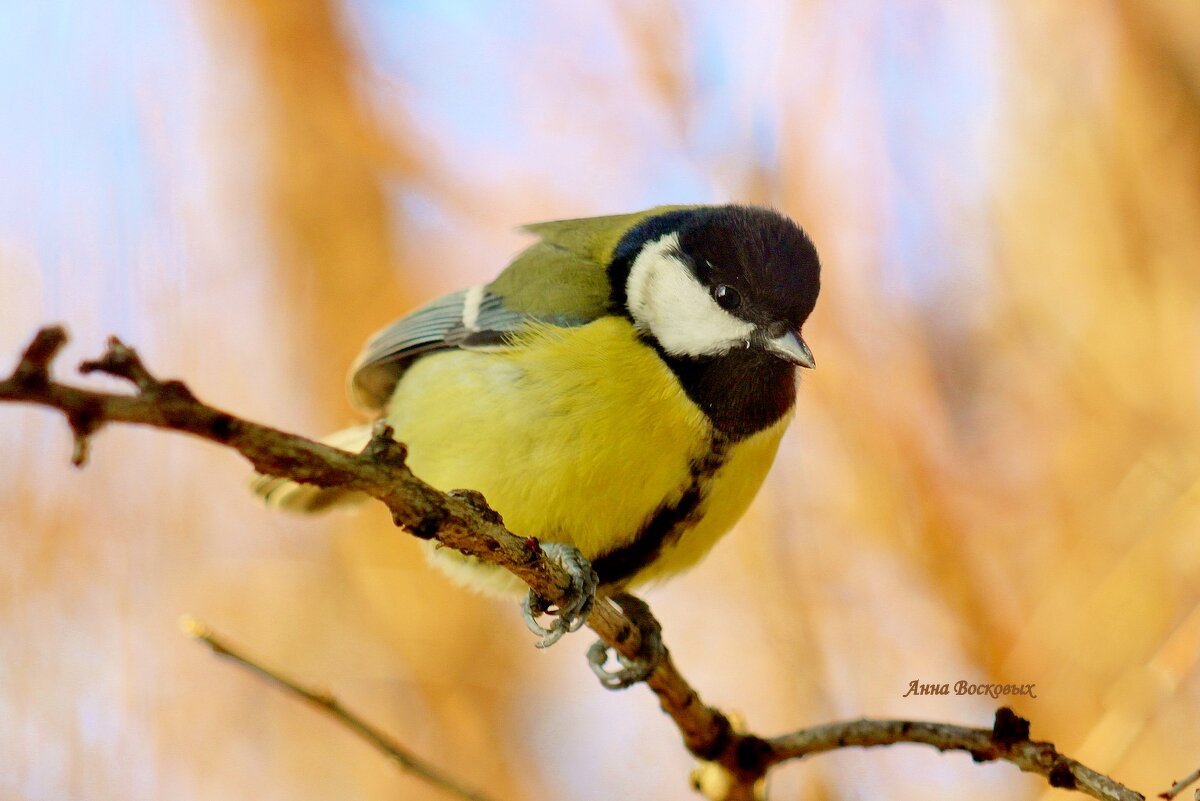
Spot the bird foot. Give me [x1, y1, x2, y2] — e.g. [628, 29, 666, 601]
[521, 542, 598, 648]
[587, 592, 664, 689]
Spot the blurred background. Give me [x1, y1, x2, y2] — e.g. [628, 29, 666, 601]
[2, 1, 1198, 799]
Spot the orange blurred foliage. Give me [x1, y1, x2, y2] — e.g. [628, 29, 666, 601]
[1, 2, 1198, 800]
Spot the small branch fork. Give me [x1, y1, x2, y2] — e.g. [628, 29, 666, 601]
[0, 326, 1155, 801]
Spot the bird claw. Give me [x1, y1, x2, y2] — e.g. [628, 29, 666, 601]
[587, 592, 664, 689]
[521, 542, 598, 648]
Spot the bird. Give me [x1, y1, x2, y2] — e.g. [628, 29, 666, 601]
[253, 204, 820, 662]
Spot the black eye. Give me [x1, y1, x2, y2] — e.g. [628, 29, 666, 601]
[713, 284, 742, 311]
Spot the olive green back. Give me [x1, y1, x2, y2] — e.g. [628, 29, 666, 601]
[489, 205, 697, 318]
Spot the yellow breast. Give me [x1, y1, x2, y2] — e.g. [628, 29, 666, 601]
[385, 316, 789, 594]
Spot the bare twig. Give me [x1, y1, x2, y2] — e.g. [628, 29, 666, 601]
[0, 326, 570, 592]
[765, 709, 1143, 801]
[1161, 767, 1200, 800]
[180, 617, 498, 801]
[0, 326, 1149, 801]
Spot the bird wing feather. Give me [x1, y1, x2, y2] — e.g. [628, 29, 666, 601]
[348, 232, 619, 411]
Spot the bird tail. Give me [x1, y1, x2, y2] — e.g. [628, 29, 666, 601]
[250, 423, 375, 513]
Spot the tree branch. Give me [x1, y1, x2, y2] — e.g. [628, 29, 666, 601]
[0, 326, 1148, 801]
[180, 616, 498, 801]
[1160, 766, 1200, 800]
[765, 709, 1143, 801]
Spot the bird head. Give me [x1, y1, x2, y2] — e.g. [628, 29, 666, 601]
[609, 206, 820, 369]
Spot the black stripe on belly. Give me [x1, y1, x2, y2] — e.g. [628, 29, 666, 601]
[591, 435, 730, 586]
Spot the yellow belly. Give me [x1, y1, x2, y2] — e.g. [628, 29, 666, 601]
[385, 317, 789, 594]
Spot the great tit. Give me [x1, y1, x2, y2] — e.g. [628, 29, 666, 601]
[255, 204, 820, 621]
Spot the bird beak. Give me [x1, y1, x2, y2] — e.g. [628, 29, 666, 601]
[766, 331, 816, 369]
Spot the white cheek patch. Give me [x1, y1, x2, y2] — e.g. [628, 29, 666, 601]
[626, 233, 755, 358]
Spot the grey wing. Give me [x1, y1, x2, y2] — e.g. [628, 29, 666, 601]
[348, 286, 534, 411]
